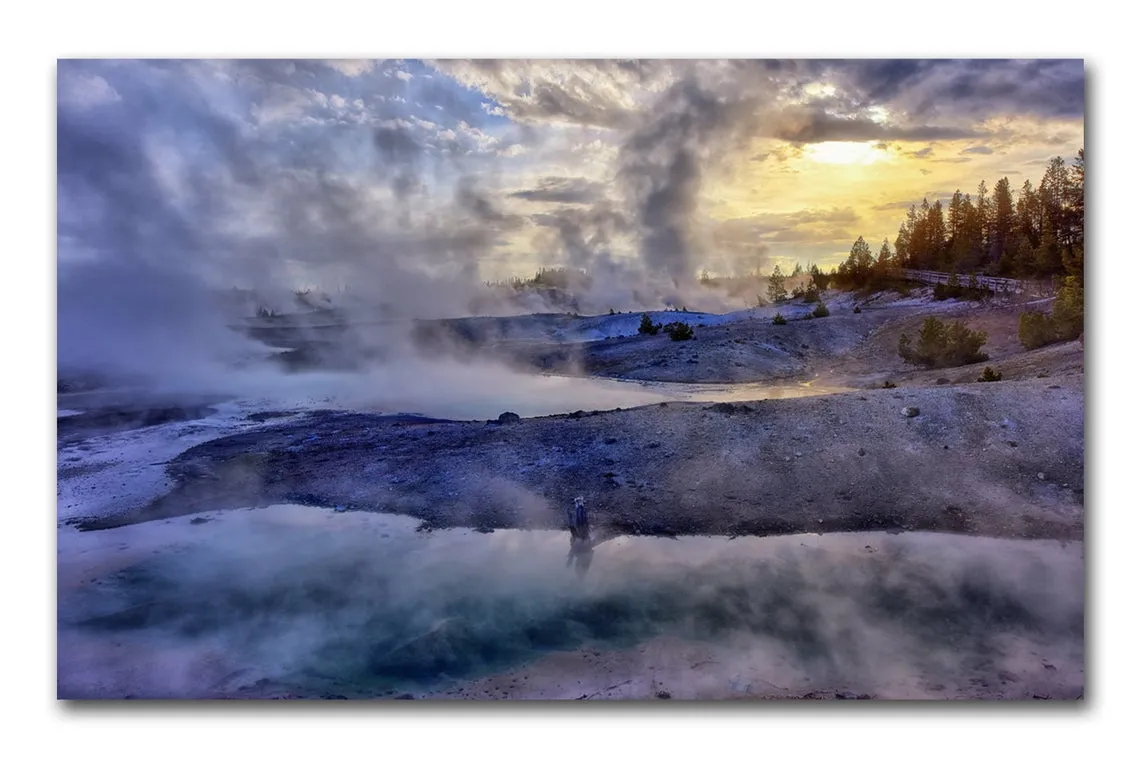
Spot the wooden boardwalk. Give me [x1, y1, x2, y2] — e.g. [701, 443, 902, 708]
[900, 269, 1054, 297]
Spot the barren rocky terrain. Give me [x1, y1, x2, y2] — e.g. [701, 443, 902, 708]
[68, 288, 1085, 545]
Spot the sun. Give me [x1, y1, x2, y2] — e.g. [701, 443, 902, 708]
[805, 141, 888, 166]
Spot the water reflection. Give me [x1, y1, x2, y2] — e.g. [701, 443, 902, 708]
[58, 505, 1084, 699]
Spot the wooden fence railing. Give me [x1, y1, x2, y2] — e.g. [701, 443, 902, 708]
[900, 269, 1055, 297]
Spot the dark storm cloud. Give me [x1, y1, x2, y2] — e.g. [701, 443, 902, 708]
[913, 59, 1084, 119]
[510, 176, 608, 204]
[828, 59, 1084, 121]
[773, 108, 979, 145]
[832, 60, 940, 105]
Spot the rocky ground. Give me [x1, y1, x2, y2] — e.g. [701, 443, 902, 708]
[75, 374, 1083, 544]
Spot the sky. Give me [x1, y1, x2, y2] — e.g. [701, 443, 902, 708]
[57, 59, 1084, 302]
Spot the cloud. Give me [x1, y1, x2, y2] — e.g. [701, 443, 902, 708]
[715, 207, 861, 248]
[433, 59, 675, 130]
[829, 59, 1085, 121]
[58, 70, 121, 110]
[772, 107, 980, 145]
[56, 57, 1085, 366]
[323, 60, 377, 77]
[510, 176, 607, 204]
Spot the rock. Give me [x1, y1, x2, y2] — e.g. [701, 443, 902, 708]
[858, 448, 866, 456]
[936, 378, 950, 385]
[497, 411, 521, 424]
[1037, 472, 1046, 480]
[603, 437, 618, 444]
[902, 407, 920, 418]
[656, 690, 672, 700]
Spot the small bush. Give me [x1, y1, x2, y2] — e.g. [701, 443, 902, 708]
[882, 380, 897, 389]
[934, 282, 987, 301]
[638, 313, 661, 336]
[978, 366, 1003, 382]
[772, 312, 787, 325]
[854, 305, 862, 314]
[663, 321, 694, 341]
[898, 317, 989, 368]
[812, 301, 830, 318]
[1018, 311, 1056, 349]
[803, 282, 821, 303]
[1052, 276, 1084, 340]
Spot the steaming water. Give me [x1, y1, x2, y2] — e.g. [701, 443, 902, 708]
[58, 375, 851, 424]
[58, 504, 1083, 700]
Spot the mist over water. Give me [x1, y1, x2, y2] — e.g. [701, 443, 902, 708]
[58, 505, 1084, 699]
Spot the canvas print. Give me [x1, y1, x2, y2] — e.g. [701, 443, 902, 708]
[57, 59, 1084, 700]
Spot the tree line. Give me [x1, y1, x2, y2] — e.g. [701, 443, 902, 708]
[825, 151, 1084, 291]
[894, 151, 1084, 279]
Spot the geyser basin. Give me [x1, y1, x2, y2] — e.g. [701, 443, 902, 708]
[57, 505, 1083, 700]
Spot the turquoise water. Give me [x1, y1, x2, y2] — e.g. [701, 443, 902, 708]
[58, 505, 1084, 699]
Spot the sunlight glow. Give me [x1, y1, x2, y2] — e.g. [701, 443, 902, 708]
[802, 82, 837, 99]
[867, 106, 891, 124]
[805, 141, 887, 166]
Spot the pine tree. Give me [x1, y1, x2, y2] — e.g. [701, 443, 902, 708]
[1016, 179, 1041, 252]
[767, 265, 788, 303]
[975, 180, 990, 264]
[1035, 216, 1062, 276]
[927, 200, 947, 268]
[991, 177, 1015, 270]
[877, 238, 893, 268]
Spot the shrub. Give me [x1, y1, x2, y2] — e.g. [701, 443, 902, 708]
[638, 313, 661, 336]
[663, 321, 694, 341]
[898, 317, 989, 368]
[1018, 311, 1056, 349]
[934, 281, 987, 301]
[767, 266, 788, 303]
[812, 301, 830, 318]
[853, 305, 862, 314]
[772, 312, 787, 325]
[1052, 276, 1084, 340]
[803, 282, 821, 303]
[882, 380, 897, 389]
[978, 366, 1002, 382]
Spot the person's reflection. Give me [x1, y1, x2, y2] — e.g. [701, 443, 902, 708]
[565, 497, 616, 578]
